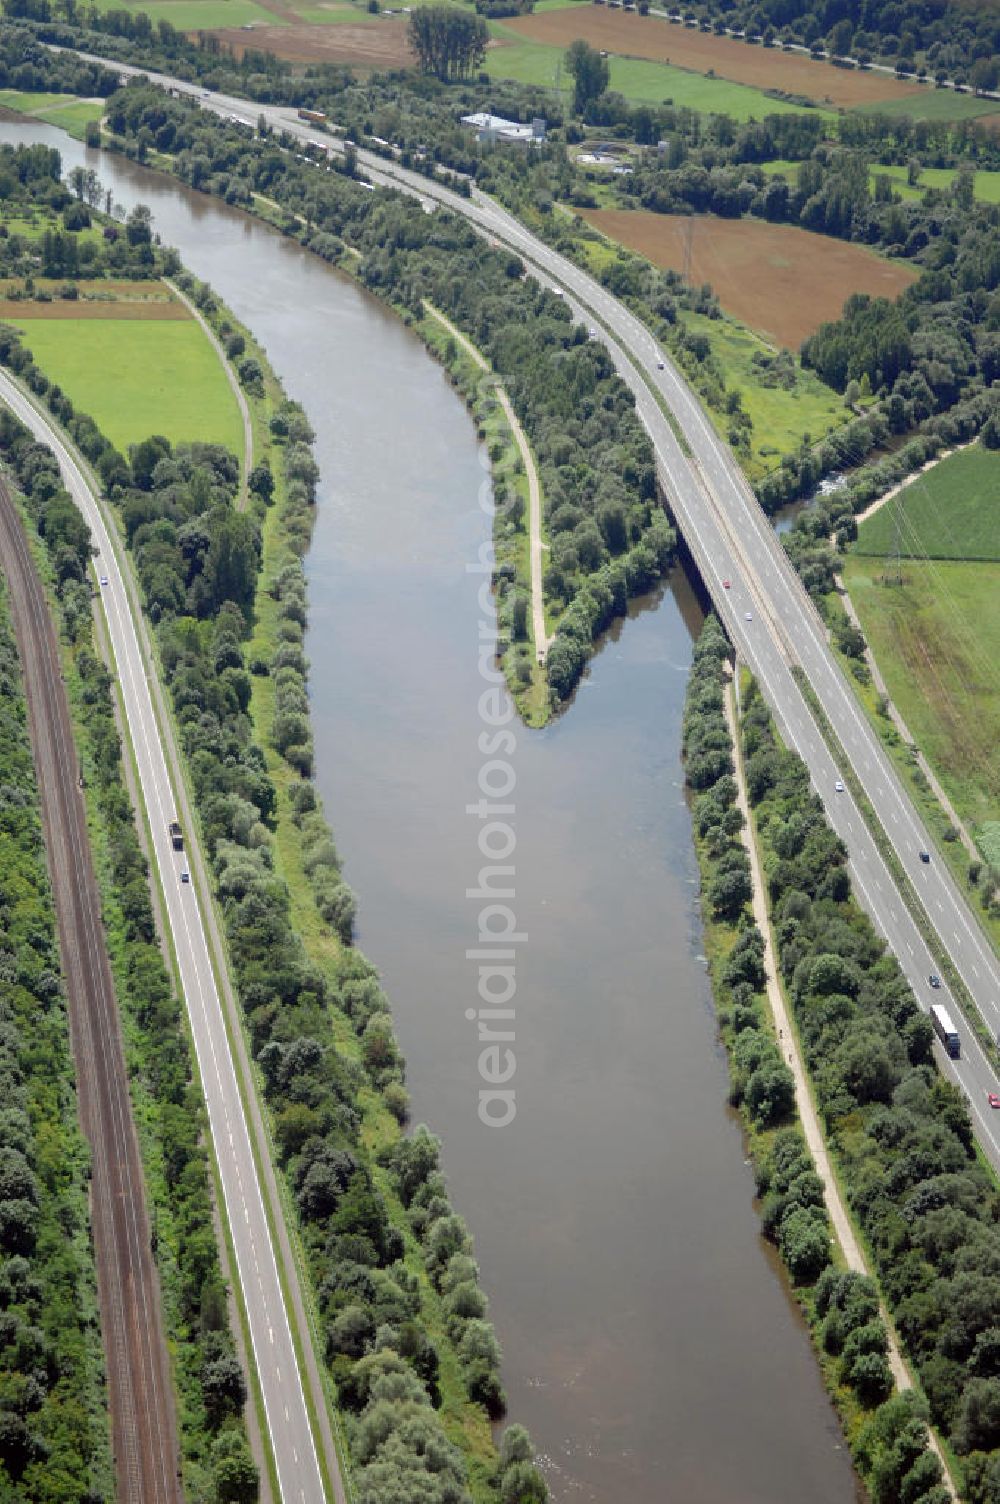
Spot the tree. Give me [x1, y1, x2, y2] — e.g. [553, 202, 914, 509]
[565, 39, 610, 115]
[202, 1352, 247, 1424]
[827, 19, 853, 57]
[970, 57, 999, 95]
[212, 1432, 258, 1503]
[125, 202, 152, 247]
[408, 6, 489, 80]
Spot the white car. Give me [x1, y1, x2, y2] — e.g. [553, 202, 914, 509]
[744, 612, 752, 622]
[99, 575, 109, 587]
[835, 780, 845, 792]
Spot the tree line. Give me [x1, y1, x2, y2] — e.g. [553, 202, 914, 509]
[683, 616, 960, 1502]
[104, 260, 547, 1498]
[0, 405, 259, 1497]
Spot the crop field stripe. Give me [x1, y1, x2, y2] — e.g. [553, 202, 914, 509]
[855, 444, 1000, 562]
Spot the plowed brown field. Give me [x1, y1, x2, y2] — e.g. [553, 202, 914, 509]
[580, 209, 917, 346]
[506, 10, 925, 108]
[214, 18, 412, 65]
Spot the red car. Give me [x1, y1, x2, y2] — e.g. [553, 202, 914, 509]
[723, 579, 731, 589]
[988, 1094, 1000, 1110]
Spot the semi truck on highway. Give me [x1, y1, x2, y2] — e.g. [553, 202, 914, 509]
[297, 108, 327, 125]
[930, 1003, 961, 1058]
[169, 820, 183, 851]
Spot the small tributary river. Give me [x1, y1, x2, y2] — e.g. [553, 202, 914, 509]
[2, 122, 863, 1504]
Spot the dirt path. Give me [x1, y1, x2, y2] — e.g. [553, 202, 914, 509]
[166, 277, 254, 504]
[726, 671, 957, 1499]
[426, 305, 552, 661]
[0, 482, 182, 1504]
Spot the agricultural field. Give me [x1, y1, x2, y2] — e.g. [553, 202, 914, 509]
[854, 442, 1000, 562]
[216, 13, 410, 65]
[850, 87, 1000, 123]
[578, 208, 916, 347]
[486, 34, 814, 118]
[85, 0, 276, 27]
[841, 554, 1000, 840]
[503, 7, 925, 109]
[9, 287, 242, 452]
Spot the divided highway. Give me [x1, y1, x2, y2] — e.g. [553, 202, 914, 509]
[158, 81, 1000, 1148]
[0, 371, 334, 1504]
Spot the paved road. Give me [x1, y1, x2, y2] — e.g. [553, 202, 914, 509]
[0, 371, 330, 1504]
[0, 481, 182, 1504]
[81, 62, 1000, 1148]
[51, 34, 1000, 1299]
[207, 95, 1000, 1146]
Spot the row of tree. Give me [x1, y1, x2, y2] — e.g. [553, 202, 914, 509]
[683, 616, 954, 1496]
[741, 675, 1000, 1500]
[1, 401, 260, 1498]
[658, 0, 1000, 86]
[111, 266, 545, 1496]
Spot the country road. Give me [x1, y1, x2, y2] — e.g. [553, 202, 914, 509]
[0, 481, 181, 1504]
[0, 369, 339, 1504]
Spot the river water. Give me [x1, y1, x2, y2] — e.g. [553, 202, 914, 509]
[1, 123, 862, 1504]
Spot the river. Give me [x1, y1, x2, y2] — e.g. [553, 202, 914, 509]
[0, 122, 862, 1504]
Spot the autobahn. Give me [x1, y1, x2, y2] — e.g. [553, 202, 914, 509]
[0, 370, 335, 1504]
[32, 36, 1000, 1368]
[163, 77, 1000, 1142]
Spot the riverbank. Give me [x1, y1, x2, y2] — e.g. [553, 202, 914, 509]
[684, 617, 954, 1504]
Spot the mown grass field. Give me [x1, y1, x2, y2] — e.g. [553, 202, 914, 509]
[13, 314, 243, 453]
[841, 555, 1000, 840]
[855, 443, 1000, 561]
[84, 0, 275, 26]
[851, 87, 1000, 123]
[486, 33, 817, 118]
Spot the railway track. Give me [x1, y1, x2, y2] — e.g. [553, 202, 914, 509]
[0, 480, 182, 1504]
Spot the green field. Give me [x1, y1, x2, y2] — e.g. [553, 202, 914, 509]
[682, 310, 847, 475]
[486, 34, 823, 119]
[842, 555, 1000, 837]
[855, 443, 1000, 561]
[0, 90, 103, 140]
[852, 87, 1000, 123]
[83, 0, 275, 25]
[14, 318, 243, 455]
[762, 157, 1000, 204]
